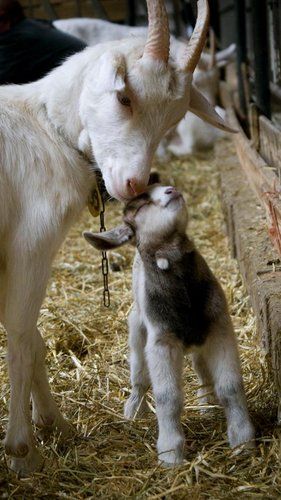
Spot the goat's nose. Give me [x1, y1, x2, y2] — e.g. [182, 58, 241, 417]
[128, 178, 147, 196]
[165, 186, 177, 195]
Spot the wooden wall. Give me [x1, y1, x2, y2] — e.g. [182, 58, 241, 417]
[20, 0, 127, 22]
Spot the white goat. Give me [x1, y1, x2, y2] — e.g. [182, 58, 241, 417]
[54, 17, 148, 45]
[167, 41, 236, 156]
[54, 17, 236, 156]
[0, 0, 234, 475]
[84, 185, 255, 465]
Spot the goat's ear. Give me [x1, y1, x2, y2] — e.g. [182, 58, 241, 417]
[94, 51, 126, 93]
[83, 224, 134, 251]
[189, 85, 237, 133]
[215, 43, 236, 66]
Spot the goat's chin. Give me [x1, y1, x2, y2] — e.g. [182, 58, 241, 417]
[105, 185, 131, 203]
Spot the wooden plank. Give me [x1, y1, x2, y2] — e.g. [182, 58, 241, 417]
[23, 0, 127, 21]
[249, 102, 260, 150]
[217, 139, 281, 422]
[220, 81, 281, 255]
[271, 81, 281, 103]
[259, 115, 281, 174]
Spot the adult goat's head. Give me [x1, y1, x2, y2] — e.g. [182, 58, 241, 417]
[79, 0, 233, 201]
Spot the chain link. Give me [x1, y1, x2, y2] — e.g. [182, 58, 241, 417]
[100, 196, 110, 307]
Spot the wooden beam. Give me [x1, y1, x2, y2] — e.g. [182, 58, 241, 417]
[259, 115, 281, 175]
[220, 81, 281, 255]
[217, 139, 281, 422]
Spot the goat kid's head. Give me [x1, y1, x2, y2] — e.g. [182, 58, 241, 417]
[84, 184, 187, 252]
[80, 0, 233, 201]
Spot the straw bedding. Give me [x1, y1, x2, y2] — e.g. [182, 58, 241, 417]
[0, 139, 280, 498]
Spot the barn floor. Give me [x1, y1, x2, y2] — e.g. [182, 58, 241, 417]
[0, 139, 280, 499]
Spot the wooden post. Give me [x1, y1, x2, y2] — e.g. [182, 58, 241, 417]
[250, 0, 271, 118]
[268, 0, 281, 86]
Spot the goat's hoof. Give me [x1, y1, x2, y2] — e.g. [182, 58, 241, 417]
[36, 416, 74, 442]
[229, 421, 256, 453]
[5, 442, 29, 458]
[158, 450, 185, 467]
[8, 447, 44, 477]
[231, 438, 256, 457]
[124, 396, 149, 419]
[157, 436, 185, 467]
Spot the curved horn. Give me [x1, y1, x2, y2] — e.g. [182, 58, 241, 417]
[209, 28, 216, 69]
[182, 0, 210, 73]
[142, 0, 170, 64]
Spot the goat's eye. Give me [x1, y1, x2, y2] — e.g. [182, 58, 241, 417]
[118, 94, 131, 107]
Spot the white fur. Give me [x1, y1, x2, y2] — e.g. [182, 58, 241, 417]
[156, 257, 169, 270]
[54, 18, 148, 45]
[54, 18, 235, 156]
[168, 105, 226, 156]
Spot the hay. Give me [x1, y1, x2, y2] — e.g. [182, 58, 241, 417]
[0, 139, 280, 499]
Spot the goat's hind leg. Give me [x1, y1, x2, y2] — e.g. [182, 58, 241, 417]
[31, 328, 73, 441]
[192, 351, 216, 412]
[198, 318, 255, 450]
[124, 307, 150, 419]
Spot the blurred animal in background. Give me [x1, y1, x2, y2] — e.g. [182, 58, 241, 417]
[54, 17, 148, 45]
[54, 18, 236, 156]
[0, 0, 235, 476]
[0, 0, 86, 85]
[84, 184, 255, 465]
[166, 34, 236, 156]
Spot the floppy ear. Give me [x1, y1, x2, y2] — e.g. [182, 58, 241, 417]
[91, 51, 126, 94]
[83, 224, 134, 251]
[198, 43, 236, 70]
[215, 43, 236, 65]
[189, 85, 237, 133]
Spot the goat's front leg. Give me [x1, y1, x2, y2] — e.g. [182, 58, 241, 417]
[4, 328, 43, 476]
[3, 248, 65, 475]
[198, 318, 255, 450]
[124, 307, 150, 419]
[146, 327, 185, 466]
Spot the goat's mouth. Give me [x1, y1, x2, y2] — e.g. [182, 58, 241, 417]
[165, 192, 183, 207]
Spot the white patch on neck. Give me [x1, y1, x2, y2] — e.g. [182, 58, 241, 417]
[156, 257, 169, 270]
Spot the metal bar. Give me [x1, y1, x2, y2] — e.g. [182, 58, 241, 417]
[127, 0, 136, 26]
[234, 0, 247, 117]
[250, 0, 271, 118]
[209, 0, 220, 39]
[172, 0, 182, 37]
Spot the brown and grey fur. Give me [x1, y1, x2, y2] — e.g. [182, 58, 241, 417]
[84, 185, 255, 466]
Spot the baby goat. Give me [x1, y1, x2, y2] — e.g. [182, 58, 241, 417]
[84, 185, 255, 465]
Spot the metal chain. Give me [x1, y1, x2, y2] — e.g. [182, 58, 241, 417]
[99, 196, 110, 307]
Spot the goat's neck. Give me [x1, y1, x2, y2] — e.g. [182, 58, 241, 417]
[37, 49, 94, 153]
[137, 233, 193, 266]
